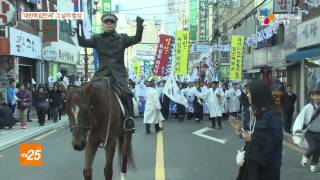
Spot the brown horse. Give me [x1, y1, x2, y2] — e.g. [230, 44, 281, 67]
[65, 79, 135, 180]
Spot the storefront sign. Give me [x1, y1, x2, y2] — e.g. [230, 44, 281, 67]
[273, 0, 293, 14]
[9, 27, 41, 59]
[0, 0, 15, 26]
[229, 35, 244, 81]
[42, 46, 57, 61]
[51, 41, 80, 65]
[189, 0, 198, 40]
[152, 34, 175, 77]
[175, 31, 189, 75]
[199, 0, 208, 41]
[297, 16, 320, 49]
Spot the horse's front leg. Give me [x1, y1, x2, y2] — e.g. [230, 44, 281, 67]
[104, 139, 117, 180]
[83, 140, 99, 180]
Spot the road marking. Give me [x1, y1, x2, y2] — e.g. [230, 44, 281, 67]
[192, 127, 227, 144]
[155, 131, 165, 180]
[33, 130, 58, 141]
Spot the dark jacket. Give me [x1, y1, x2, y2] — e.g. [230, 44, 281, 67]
[283, 92, 296, 113]
[237, 109, 283, 180]
[49, 91, 62, 108]
[77, 22, 143, 95]
[35, 92, 48, 110]
[0, 105, 15, 127]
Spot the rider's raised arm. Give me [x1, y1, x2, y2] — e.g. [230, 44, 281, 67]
[123, 16, 144, 48]
[77, 21, 96, 48]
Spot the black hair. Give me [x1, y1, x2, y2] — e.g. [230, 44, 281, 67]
[248, 80, 275, 118]
[8, 78, 16, 85]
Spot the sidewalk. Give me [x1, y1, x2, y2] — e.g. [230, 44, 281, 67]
[0, 115, 68, 152]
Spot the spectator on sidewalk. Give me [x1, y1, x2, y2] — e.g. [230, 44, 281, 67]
[49, 84, 62, 122]
[6, 79, 17, 114]
[35, 85, 49, 126]
[283, 85, 297, 133]
[293, 90, 320, 173]
[16, 83, 32, 129]
[232, 80, 283, 180]
[25, 82, 33, 122]
[58, 85, 66, 120]
[46, 85, 52, 121]
[0, 93, 15, 129]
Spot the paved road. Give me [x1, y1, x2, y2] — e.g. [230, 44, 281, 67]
[0, 117, 320, 180]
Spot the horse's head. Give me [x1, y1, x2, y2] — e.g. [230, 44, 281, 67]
[66, 88, 92, 151]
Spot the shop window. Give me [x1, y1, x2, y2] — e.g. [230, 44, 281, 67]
[59, 20, 74, 45]
[0, 27, 5, 37]
[18, 1, 34, 27]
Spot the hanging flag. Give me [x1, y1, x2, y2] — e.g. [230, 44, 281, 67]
[162, 74, 188, 108]
[175, 31, 189, 75]
[152, 34, 175, 77]
[229, 35, 244, 81]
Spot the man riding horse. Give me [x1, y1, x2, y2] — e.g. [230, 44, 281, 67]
[77, 13, 144, 132]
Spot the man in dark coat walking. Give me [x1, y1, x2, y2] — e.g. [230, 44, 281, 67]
[283, 85, 297, 133]
[77, 13, 144, 132]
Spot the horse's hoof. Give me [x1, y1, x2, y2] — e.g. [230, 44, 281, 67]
[83, 169, 92, 180]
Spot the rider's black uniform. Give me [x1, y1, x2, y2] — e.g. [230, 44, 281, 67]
[77, 14, 144, 131]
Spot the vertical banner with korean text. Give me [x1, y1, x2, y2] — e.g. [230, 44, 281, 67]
[229, 35, 244, 81]
[175, 31, 189, 75]
[199, 0, 207, 41]
[152, 34, 175, 77]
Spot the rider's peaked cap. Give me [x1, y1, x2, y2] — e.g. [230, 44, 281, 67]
[101, 13, 118, 22]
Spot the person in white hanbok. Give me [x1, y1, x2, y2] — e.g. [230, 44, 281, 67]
[198, 81, 225, 129]
[226, 82, 242, 116]
[181, 82, 195, 119]
[143, 81, 164, 134]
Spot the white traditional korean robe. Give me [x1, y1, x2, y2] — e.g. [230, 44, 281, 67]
[144, 87, 165, 124]
[198, 87, 225, 118]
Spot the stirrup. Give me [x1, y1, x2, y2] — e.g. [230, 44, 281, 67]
[123, 117, 135, 132]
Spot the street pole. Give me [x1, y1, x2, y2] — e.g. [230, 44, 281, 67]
[84, 47, 89, 81]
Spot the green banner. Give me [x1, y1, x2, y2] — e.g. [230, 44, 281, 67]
[189, 0, 198, 40]
[93, 0, 112, 33]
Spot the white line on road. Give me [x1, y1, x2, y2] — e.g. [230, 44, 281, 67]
[192, 127, 227, 144]
[33, 130, 58, 141]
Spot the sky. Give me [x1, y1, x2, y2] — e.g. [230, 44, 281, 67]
[112, 0, 168, 20]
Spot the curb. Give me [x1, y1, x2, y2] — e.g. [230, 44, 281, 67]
[0, 119, 68, 152]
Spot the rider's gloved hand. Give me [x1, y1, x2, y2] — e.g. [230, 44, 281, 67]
[136, 16, 144, 24]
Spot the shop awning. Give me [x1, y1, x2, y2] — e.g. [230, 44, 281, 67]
[247, 68, 261, 73]
[286, 47, 320, 63]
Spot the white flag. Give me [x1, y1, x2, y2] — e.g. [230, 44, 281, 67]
[190, 68, 199, 82]
[162, 74, 188, 108]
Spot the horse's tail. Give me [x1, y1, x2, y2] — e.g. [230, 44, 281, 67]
[118, 132, 136, 172]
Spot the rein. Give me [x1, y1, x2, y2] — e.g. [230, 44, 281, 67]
[100, 78, 112, 148]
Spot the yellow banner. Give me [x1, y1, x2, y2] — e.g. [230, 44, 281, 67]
[229, 35, 244, 81]
[175, 31, 189, 75]
[132, 63, 141, 79]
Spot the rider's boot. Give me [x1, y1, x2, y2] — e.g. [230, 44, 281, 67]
[83, 169, 92, 180]
[123, 95, 135, 133]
